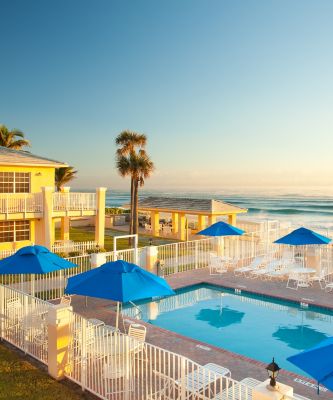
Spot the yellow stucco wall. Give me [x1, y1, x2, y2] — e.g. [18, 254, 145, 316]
[0, 165, 56, 251]
[0, 165, 55, 193]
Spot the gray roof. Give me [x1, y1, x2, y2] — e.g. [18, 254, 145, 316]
[135, 196, 247, 214]
[0, 147, 67, 167]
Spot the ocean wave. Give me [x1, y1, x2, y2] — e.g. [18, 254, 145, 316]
[248, 207, 333, 216]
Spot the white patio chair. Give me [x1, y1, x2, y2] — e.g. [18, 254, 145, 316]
[103, 356, 134, 397]
[59, 295, 71, 306]
[23, 312, 47, 347]
[128, 323, 147, 360]
[234, 257, 266, 277]
[323, 274, 333, 292]
[209, 256, 228, 275]
[5, 298, 22, 330]
[309, 268, 330, 289]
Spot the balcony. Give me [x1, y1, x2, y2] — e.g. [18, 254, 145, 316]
[0, 192, 97, 217]
[52, 192, 96, 212]
[0, 193, 43, 214]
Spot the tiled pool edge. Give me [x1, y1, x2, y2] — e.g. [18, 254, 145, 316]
[200, 280, 333, 312]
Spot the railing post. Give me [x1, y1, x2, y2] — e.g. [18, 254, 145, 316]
[175, 244, 179, 273]
[179, 357, 187, 400]
[81, 319, 87, 390]
[95, 188, 107, 248]
[47, 304, 72, 380]
[42, 187, 54, 249]
[195, 240, 198, 269]
[145, 246, 158, 274]
[0, 285, 4, 339]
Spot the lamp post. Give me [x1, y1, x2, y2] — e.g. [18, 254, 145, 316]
[266, 357, 281, 390]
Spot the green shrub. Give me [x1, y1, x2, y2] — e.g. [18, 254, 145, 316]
[55, 252, 68, 258]
[87, 247, 107, 254]
[68, 251, 82, 257]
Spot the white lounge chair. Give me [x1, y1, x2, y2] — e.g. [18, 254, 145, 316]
[213, 377, 260, 400]
[234, 257, 266, 277]
[254, 257, 293, 280]
[213, 377, 310, 400]
[148, 362, 231, 400]
[249, 260, 280, 280]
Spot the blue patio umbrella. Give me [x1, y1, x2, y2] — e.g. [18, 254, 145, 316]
[287, 337, 333, 393]
[65, 259, 175, 328]
[274, 227, 331, 246]
[197, 221, 245, 237]
[0, 245, 77, 274]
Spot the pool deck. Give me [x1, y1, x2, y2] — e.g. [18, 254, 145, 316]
[71, 268, 333, 399]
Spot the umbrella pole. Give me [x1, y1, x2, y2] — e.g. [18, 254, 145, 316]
[85, 296, 87, 307]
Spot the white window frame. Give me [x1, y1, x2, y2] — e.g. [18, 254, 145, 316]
[0, 220, 31, 243]
[0, 172, 31, 194]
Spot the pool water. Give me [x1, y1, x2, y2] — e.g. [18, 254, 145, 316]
[122, 284, 333, 376]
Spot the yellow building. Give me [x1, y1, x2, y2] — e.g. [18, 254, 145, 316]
[0, 147, 106, 253]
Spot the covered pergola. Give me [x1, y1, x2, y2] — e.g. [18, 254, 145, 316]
[135, 196, 247, 241]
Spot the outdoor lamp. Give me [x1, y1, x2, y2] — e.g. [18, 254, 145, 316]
[266, 358, 281, 390]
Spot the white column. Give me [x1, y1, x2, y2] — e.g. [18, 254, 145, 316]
[42, 186, 54, 249]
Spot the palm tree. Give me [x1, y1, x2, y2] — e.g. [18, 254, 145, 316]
[131, 150, 154, 234]
[115, 131, 147, 235]
[115, 131, 154, 236]
[55, 167, 78, 191]
[0, 124, 30, 149]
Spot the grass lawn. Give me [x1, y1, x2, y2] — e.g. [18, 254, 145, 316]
[55, 226, 178, 251]
[0, 342, 94, 400]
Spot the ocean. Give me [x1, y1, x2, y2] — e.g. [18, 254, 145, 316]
[101, 188, 333, 231]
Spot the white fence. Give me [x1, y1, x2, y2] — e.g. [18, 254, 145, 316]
[53, 192, 96, 211]
[106, 248, 143, 265]
[156, 236, 268, 276]
[0, 254, 91, 300]
[0, 284, 254, 400]
[0, 249, 15, 259]
[0, 193, 43, 214]
[65, 311, 255, 400]
[0, 284, 53, 364]
[52, 240, 97, 254]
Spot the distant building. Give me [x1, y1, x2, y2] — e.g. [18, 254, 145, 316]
[134, 196, 247, 240]
[0, 147, 106, 253]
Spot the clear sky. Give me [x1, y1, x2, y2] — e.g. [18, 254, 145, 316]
[1, 0, 333, 192]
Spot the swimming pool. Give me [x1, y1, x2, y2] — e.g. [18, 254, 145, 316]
[122, 284, 333, 376]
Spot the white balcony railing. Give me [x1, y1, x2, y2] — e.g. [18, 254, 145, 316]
[52, 192, 96, 212]
[0, 193, 43, 214]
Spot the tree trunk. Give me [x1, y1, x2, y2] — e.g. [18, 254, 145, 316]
[129, 177, 134, 246]
[133, 179, 139, 236]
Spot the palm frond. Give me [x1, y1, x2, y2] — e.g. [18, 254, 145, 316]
[0, 124, 30, 149]
[55, 166, 78, 191]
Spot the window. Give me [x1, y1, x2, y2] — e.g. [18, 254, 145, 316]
[0, 172, 30, 193]
[15, 173, 30, 193]
[0, 220, 30, 242]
